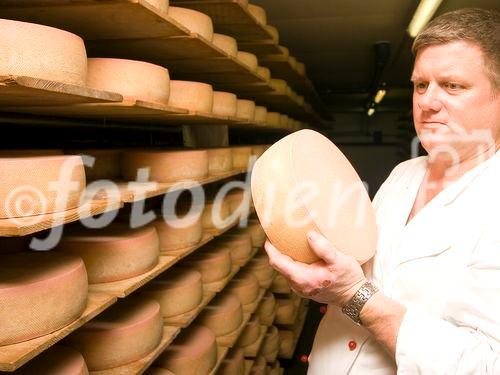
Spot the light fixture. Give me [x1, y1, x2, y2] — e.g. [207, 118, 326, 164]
[407, 0, 444, 38]
[374, 89, 386, 104]
[367, 108, 376, 117]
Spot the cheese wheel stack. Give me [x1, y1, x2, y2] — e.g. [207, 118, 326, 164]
[154, 325, 217, 374]
[207, 147, 233, 175]
[247, 253, 276, 288]
[168, 80, 214, 112]
[260, 326, 279, 362]
[183, 244, 232, 283]
[140, 268, 203, 318]
[0, 19, 87, 85]
[198, 294, 243, 336]
[256, 292, 277, 326]
[236, 316, 260, 348]
[226, 272, 260, 310]
[168, 7, 214, 41]
[212, 91, 238, 117]
[218, 347, 245, 375]
[274, 297, 297, 325]
[0, 252, 88, 346]
[121, 149, 209, 182]
[271, 274, 291, 294]
[219, 232, 253, 266]
[86, 58, 170, 105]
[55, 223, 160, 284]
[66, 297, 163, 371]
[212, 34, 238, 57]
[0, 155, 85, 219]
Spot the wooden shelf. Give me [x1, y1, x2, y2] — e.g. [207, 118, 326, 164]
[239, 40, 283, 56]
[90, 326, 181, 375]
[0, 198, 123, 237]
[208, 346, 229, 375]
[0, 292, 117, 372]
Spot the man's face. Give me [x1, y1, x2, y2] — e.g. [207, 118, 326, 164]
[412, 41, 500, 161]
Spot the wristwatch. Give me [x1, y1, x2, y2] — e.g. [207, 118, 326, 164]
[341, 281, 379, 326]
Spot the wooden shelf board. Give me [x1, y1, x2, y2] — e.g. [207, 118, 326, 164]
[208, 346, 229, 375]
[239, 40, 283, 56]
[0, 76, 122, 107]
[0, 292, 117, 372]
[0, 199, 123, 237]
[163, 289, 217, 328]
[91, 326, 180, 375]
[242, 325, 267, 358]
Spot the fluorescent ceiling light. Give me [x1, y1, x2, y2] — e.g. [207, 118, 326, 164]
[407, 0, 444, 38]
[374, 89, 386, 104]
[367, 108, 376, 117]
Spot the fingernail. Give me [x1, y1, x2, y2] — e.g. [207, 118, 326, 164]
[307, 231, 319, 241]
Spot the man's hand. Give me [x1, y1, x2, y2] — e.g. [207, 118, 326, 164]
[264, 230, 367, 307]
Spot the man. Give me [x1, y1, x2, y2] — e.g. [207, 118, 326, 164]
[265, 8, 500, 374]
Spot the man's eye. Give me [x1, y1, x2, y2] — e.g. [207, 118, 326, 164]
[414, 82, 427, 91]
[446, 82, 462, 90]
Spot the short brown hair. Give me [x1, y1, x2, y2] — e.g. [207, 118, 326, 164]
[412, 8, 500, 88]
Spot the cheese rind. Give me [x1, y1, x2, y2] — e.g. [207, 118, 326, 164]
[256, 66, 271, 81]
[236, 316, 260, 347]
[256, 292, 276, 325]
[236, 52, 258, 72]
[236, 99, 256, 121]
[254, 106, 268, 124]
[266, 112, 281, 127]
[207, 147, 233, 175]
[278, 46, 290, 58]
[227, 273, 260, 305]
[260, 326, 279, 358]
[219, 233, 253, 265]
[248, 4, 267, 24]
[212, 33, 238, 57]
[168, 80, 214, 112]
[153, 209, 203, 253]
[0, 19, 87, 85]
[167, 7, 214, 41]
[198, 294, 243, 336]
[0, 252, 88, 346]
[201, 199, 231, 230]
[231, 146, 253, 169]
[264, 25, 279, 43]
[219, 348, 245, 375]
[274, 298, 296, 324]
[269, 79, 287, 94]
[183, 245, 232, 283]
[212, 91, 238, 117]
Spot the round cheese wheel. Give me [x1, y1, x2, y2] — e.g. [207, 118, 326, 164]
[198, 294, 243, 336]
[168, 80, 214, 112]
[248, 4, 267, 25]
[121, 149, 209, 182]
[261, 326, 279, 357]
[236, 99, 256, 121]
[265, 25, 279, 43]
[56, 224, 160, 284]
[155, 325, 217, 375]
[271, 274, 291, 294]
[86, 58, 170, 105]
[236, 52, 258, 72]
[227, 273, 260, 305]
[269, 79, 287, 94]
[0, 252, 88, 346]
[232, 146, 253, 169]
[147, 0, 169, 14]
[274, 298, 296, 324]
[0, 155, 85, 219]
[152, 208, 203, 253]
[72, 149, 121, 182]
[212, 33, 238, 57]
[247, 258, 275, 288]
[12, 345, 88, 375]
[296, 62, 306, 76]
[256, 292, 276, 325]
[279, 114, 289, 127]
[236, 316, 260, 347]
[0, 236, 30, 254]
[66, 297, 163, 371]
[256, 66, 271, 81]
[278, 330, 294, 356]
[219, 233, 252, 265]
[254, 106, 268, 124]
[288, 56, 297, 69]
[167, 7, 214, 41]
[251, 129, 377, 264]
[219, 348, 245, 375]
[140, 268, 203, 318]
[0, 19, 87, 86]
[266, 112, 281, 127]
[245, 219, 266, 247]
[212, 91, 238, 117]
[207, 147, 233, 175]
[250, 356, 267, 375]
[183, 245, 232, 283]
[201, 198, 231, 230]
[278, 46, 290, 58]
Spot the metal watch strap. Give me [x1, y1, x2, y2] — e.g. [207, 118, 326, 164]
[341, 281, 379, 326]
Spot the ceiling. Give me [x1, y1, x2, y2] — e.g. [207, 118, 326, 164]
[252, 0, 500, 115]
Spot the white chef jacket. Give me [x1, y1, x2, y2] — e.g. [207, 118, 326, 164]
[308, 152, 500, 374]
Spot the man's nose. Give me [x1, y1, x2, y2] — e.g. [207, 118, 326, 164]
[416, 84, 443, 112]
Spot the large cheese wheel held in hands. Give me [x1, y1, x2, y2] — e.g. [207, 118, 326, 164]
[86, 58, 170, 105]
[0, 155, 85, 219]
[167, 7, 214, 41]
[251, 129, 377, 264]
[168, 80, 213, 113]
[0, 252, 88, 346]
[0, 19, 87, 85]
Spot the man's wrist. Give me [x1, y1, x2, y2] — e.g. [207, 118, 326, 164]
[341, 281, 379, 325]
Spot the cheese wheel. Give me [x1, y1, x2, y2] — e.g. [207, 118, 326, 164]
[219, 233, 253, 265]
[278, 330, 294, 356]
[236, 316, 260, 347]
[261, 326, 279, 357]
[254, 106, 268, 124]
[269, 79, 287, 94]
[264, 25, 279, 43]
[56, 224, 160, 284]
[147, 0, 169, 14]
[71, 149, 121, 181]
[246, 219, 266, 247]
[271, 274, 291, 294]
[155, 325, 217, 375]
[288, 56, 297, 69]
[256, 292, 276, 325]
[121, 149, 209, 182]
[251, 130, 377, 263]
[212, 33, 238, 57]
[274, 298, 296, 324]
[12, 345, 88, 375]
[219, 348, 245, 375]
[152, 209, 203, 253]
[232, 146, 253, 169]
[0, 19, 87, 86]
[146, 368, 174, 375]
[207, 147, 233, 175]
[279, 114, 289, 127]
[212, 91, 238, 117]
[168, 80, 214, 112]
[183, 245, 232, 283]
[248, 260, 275, 288]
[266, 112, 281, 127]
[226, 189, 252, 215]
[250, 356, 267, 375]
[86, 58, 170, 105]
[278, 46, 290, 58]
[0, 252, 88, 346]
[0, 155, 85, 219]
[236, 52, 258, 72]
[296, 62, 306, 76]
[227, 273, 260, 305]
[248, 4, 267, 25]
[168, 7, 214, 41]
[236, 99, 256, 121]
[0, 236, 30, 254]
[66, 297, 163, 371]
[198, 294, 243, 336]
[201, 198, 231, 230]
[140, 268, 203, 318]
[256, 66, 271, 81]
